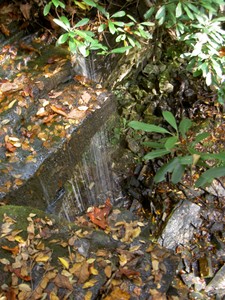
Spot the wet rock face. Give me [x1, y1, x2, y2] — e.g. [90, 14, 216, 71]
[158, 200, 202, 250]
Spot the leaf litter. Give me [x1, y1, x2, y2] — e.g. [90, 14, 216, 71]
[0, 200, 178, 299]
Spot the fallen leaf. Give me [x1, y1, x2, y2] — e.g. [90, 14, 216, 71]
[83, 279, 97, 289]
[104, 287, 130, 300]
[70, 261, 90, 283]
[18, 284, 31, 292]
[20, 3, 32, 19]
[19, 42, 40, 55]
[87, 199, 112, 229]
[90, 266, 98, 275]
[58, 257, 69, 269]
[35, 253, 51, 262]
[119, 268, 140, 278]
[2, 245, 19, 255]
[51, 105, 67, 117]
[81, 91, 91, 103]
[5, 142, 16, 153]
[53, 273, 73, 290]
[0, 24, 10, 36]
[104, 265, 112, 278]
[78, 105, 89, 111]
[67, 108, 86, 120]
[85, 291, 93, 300]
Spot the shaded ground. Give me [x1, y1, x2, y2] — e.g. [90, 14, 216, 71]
[0, 204, 178, 300]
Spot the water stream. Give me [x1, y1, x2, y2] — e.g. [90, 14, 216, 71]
[58, 120, 122, 221]
[47, 55, 123, 221]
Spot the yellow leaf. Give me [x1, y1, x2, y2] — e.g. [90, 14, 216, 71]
[36, 254, 50, 262]
[50, 292, 59, 300]
[18, 283, 31, 292]
[90, 266, 98, 275]
[83, 279, 97, 288]
[132, 227, 141, 239]
[87, 258, 95, 264]
[104, 265, 112, 278]
[129, 245, 141, 252]
[58, 257, 69, 269]
[0, 258, 10, 265]
[75, 1, 88, 10]
[14, 236, 25, 243]
[85, 291, 92, 300]
[119, 254, 127, 267]
[192, 154, 201, 166]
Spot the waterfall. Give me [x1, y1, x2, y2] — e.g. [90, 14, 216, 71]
[45, 55, 122, 221]
[53, 118, 123, 221]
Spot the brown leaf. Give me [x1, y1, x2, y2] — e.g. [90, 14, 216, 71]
[50, 105, 68, 117]
[104, 265, 112, 278]
[104, 287, 130, 300]
[20, 3, 32, 19]
[19, 42, 40, 55]
[119, 267, 140, 278]
[70, 261, 90, 284]
[5, 142, 16, 153]
[81, 91, 91, 103]
[74, 75, 92, 86]
[2, 245, 19, 255]
[42, 114, 57, 124]
[87, 199, 112, 229]
[67, 108, 86, 120]
[0, 24, 10, 36]
[1, 82, 20, 93]
[53, 273, 73, 290]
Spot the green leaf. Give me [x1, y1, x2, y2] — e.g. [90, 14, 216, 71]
[141, 21, 154, 26]
[43, 2, 52, 16]
[58, 1, 65, 8]
[144, 149, 171, 160]
[142, 141, 165, 149]
[128, 121, 171, 134]
[111, 11, 126, 18]
[98, 24, 106, 32]
[127, 14, 137, 22]
[127, 36, 136, 47]
[192, 132, 210, 145]
[155, 5, 166, 20]
[108, 20, 117, 34]
[52, 0, 59, 7]
[116, 34, 126, 43]
[112, 21, 125, 27]
[60, 16, 70, 28]
[162, 111, 178, 131]
[83, 0, 97, 7]
[69, 40, 78, 54]
[183, 4, 194, 20]
[110, 46, 132, 53]
[201, 152, 225, 162]
[74, 18, 89, 28]
[206, 72, 212, 86]
[179, 156, 193, 165]
[179, 118, 192, 138]
[164, 136, 178, 150]
[171, 163, 185, 184]
[176, 2, 182, 18]
[144, 7, 155, 20]
[57, 33, 69, 44]
[154, 158, 179, 183]
[195, 166, 225, 187]
[53, 18, 70, 31]
[78, 44, 89, 57]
